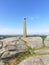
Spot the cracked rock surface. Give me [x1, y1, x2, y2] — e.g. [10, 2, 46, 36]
[0, 37, 27, 59]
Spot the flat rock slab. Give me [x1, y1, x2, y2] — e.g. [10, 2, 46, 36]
[0, 37, 19, 48]
[16, 40, 27, 52]
[44, 36, 49, 47]
[1, 37, 19, 42]
[34, 49, 49, 54]
[22, 37, 43, 48]
[18, 55, 49, 65]
[0, 39, 27, 59]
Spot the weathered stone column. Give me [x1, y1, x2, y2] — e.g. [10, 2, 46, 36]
[23, 18, 27, 37]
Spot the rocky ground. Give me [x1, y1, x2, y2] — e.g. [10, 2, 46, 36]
[0, 36, 49, 65]
[18, 55, 49, 65]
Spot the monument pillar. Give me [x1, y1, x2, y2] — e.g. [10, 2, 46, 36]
[23, 18, 27, 37]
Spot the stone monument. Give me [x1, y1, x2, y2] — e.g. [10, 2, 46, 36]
[23, 18, 27, 37]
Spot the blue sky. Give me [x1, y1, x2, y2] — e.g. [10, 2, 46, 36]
[0, 0, 49, 35]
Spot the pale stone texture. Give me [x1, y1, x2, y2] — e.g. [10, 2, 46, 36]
[0, 39, 27, 59]
[44, 36, 49, 47]
[0, 60, 4, 65]
[1, 51, 17, 58]
[41, 55, 49, 65]
[18, 56, 44, 65]
[34, 49, 49, 54]
[22, 37, 43, 48]
[1, 37, 19, 42]
[1, 37, 19, 47]
[19, 55, 49, 65]
[16, 40, 27, 52]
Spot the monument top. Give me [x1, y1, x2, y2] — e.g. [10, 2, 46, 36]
[24, 17, 26, 20]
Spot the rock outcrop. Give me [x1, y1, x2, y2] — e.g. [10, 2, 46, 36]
[0, 38, 27, 59]
[18, 56, 45, 65]
[44, 36, 49, 47]
[19, 55, 49, 65]
[22, 37, 43, 48]
[1, 36, 49, 65]
[0, 60, 4, 65]
[34, 49, 49, 54]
